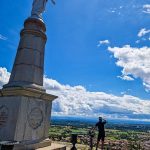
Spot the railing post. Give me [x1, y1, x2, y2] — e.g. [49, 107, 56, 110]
[71, 134, 77, 150]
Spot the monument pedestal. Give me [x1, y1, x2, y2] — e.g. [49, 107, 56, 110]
[0, 87, 56, 143]
[0, 18, 57, 149]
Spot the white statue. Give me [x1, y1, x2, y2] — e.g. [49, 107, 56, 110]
[31, 0, 55, 20]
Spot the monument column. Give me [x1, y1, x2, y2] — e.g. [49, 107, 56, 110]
[4, 18, 46, 91]
[0, 1, 57, 149]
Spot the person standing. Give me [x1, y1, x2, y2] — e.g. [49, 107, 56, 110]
[95, 117, 107, 150]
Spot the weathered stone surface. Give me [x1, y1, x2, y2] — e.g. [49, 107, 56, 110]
[0, 97, 21, 140]
[0, 89, 55, 142]
[13, 139, 52, 150]
[4, 18, 46, 90]
[16, 49, 42, 67]
[0, 87, 57, 101]
[37, 143, 67, 150]
[9, 64, 43, 85]
[18, 34, 46, 52]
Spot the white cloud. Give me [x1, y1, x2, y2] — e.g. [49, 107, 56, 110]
[111, 10, 115, 13]
[0, 67, 10, 88]
[121, 91, 126, 95]
[143, 4, 150, 14]
[117, 75, 134, 81]
[138, 28, 150, 37]
[136, 28, 150, 43]
[135, 40, 140, 44]
[45, 78, 150, 121]
[97, 40, 110, 47]
[108, 45, 150, 91]
[0, 67, 150, 121]
[0, 34, 7, 41]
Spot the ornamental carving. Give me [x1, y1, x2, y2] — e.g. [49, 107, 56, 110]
[0, 105, 9, 127]
[28, 107, 43, 129]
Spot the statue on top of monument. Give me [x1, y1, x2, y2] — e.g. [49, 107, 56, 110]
[31, 0, 56, 20]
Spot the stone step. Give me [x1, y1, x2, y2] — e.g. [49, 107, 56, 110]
[36, 143, 66, 150]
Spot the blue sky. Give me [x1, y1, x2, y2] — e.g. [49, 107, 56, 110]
[0, 0, 150, 121]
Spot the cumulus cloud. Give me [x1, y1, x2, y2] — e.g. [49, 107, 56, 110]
[0, 34, 7, 41]
[0, 67, 150, 121]
[143, 4, 150, 14]
[44, 78, 150, 121]
[0, 67, 10, 88]
[97, 40, 110, 47]
[108, 45, 150, 91]
[138, 28, 150, 37]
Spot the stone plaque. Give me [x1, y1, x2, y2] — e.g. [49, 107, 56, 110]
[28, 107, 43, 129]
[0, 105, 9, 127]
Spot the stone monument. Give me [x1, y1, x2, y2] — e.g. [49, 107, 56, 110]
[0, 0, 57, 149]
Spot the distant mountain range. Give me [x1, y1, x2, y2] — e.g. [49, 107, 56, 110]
[51, 115, 150, 125]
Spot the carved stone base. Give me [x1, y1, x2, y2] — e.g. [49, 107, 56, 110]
[0, 87, 57, 145]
